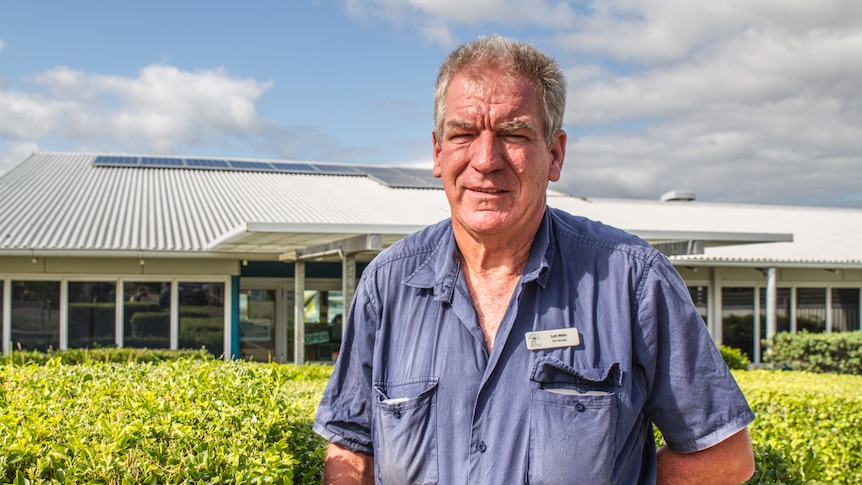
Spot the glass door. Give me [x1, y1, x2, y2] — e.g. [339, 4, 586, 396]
[238, 281, 295, 363]
[238, 288, 277, 362]
[239, 278, 343, 363]
[301, 288, 344, 362]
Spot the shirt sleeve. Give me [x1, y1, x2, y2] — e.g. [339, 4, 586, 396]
[313, 273, 378, 456]
[634, 252, 755, 453]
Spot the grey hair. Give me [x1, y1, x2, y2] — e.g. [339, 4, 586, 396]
[433, 35, 566, 148]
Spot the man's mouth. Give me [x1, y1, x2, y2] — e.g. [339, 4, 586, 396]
[472, 188, 504, 194]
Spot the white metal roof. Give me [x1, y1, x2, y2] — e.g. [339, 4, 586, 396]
[547, 196, 862, 267]
[1, 152, 859, 267]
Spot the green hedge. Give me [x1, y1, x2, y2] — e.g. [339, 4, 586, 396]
[3, 353, 862, 484]
[736, 370, 862, 484]
[722, 314, 825, 360]
[765, 330, 862, 375]
[720, 345, 751, 370]
[0, 357, 330, 484]
[2, 348, 215, 366]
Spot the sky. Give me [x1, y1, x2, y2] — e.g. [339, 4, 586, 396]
[1, 0, 861, 208]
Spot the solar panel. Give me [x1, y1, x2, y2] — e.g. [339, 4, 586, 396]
[91, 155, 442, 189]
[141, 157, 184, 167]
[360, 167, 394, 177]
[363, 167, 443, 189]
[271, 162, 318, 173]
[94, 155, 139, 166]
[228, 161, 273, 171]
[362, 167, 439, 189]
[313, 164, 363, 175]
[394, 168, 442, 188]
[186, 158, 230, 168]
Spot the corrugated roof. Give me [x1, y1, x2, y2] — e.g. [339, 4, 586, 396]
[1, 152, 860, 267]
[547, 196, 862, 267]
[0, 152, 450, 256]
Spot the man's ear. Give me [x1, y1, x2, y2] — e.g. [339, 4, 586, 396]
[548, 129, 566, 182]
[432, 130, 443, 178]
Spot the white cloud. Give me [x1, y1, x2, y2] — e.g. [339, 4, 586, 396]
[343, 0, 577, 46]
[0, 141, 39, 173]
[342, 0, 862, 206]
[568, 29, 862, 125]
[0, 64, 274, 156]
[344, 0, 830, 206]
[556, 7, 862, 207]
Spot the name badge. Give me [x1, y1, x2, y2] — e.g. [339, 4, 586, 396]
[525, 328, 580, 351]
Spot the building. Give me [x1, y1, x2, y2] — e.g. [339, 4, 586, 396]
[1, 152, 860, 363]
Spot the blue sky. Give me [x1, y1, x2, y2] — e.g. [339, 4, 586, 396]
[2, 0, 861, 207]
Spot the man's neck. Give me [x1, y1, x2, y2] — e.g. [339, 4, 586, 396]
[452, 213, 542, 277]
[456, 234, 532, 280]
[453, 221, 541, 352]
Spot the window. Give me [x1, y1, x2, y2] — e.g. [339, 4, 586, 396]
[124, 282, 168, 349]
[11, 281, 60, 352]
[759, 287, 792, 334]
[302, 290, 343, 362]
[832, 288, 860, 332]
[178, 282, 225, 357]
[687, 286, 708, 322]
[239, 289, 277, 362]
[797, 288, 827, 333]
[721, 287, 755, 359]
[68, 282, 116, 348]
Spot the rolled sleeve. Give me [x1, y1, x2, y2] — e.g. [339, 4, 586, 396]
[636, 253, 755, 453]
[313, 277, 378, 456]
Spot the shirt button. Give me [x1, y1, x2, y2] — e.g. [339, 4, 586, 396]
[575, 402, 586, 412]
[478, 441, 487, 452]
[393, 409, 401, 419]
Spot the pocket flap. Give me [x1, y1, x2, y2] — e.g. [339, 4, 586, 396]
[374, 377, 439, 402]
[531, 357, 622, 387]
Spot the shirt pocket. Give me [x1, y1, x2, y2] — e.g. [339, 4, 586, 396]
[373, 377, 439, 485]
[528, 358, 621, 485]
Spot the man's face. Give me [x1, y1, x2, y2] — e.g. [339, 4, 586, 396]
[433, 68, 566, 241]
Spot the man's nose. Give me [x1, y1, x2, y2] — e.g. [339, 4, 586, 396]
[470, 131, 505, 172]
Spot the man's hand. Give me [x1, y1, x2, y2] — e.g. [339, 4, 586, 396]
[324, 443, 374, 485]
[657, 428, 755, 484]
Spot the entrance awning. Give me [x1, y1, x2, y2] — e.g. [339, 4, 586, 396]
[206, 221, 427, 260]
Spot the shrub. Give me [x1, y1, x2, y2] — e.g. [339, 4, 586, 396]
[1, 348, 214, 366]
[4, 350, 862, 484]
[765, 330, 862, 375]
[735, 369, 862, 484]
[0, 357, 331, 484]
[720, 345, 751, 370]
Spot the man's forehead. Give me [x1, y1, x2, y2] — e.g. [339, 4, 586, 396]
[450, 68, 536, 98]
[448, 77, 537, 108]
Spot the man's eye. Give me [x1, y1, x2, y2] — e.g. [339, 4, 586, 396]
[448, 133, 473, 142]
[503, 133, 529, 142]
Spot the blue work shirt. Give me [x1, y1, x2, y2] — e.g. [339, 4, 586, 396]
[314, 208, 754, 484]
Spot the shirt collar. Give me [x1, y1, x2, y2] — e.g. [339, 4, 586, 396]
[403, 208, 556, 301]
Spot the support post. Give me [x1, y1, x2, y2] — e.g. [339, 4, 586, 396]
[294, 260, 306, 365]
[753, 287, 762, 364]
[765, 267, 778, 347]
[342, 253, 356, 339]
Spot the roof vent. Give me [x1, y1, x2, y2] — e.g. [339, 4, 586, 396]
[660, 190, 696, 202]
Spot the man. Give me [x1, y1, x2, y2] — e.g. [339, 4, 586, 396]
[314, 35, 755, 484]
